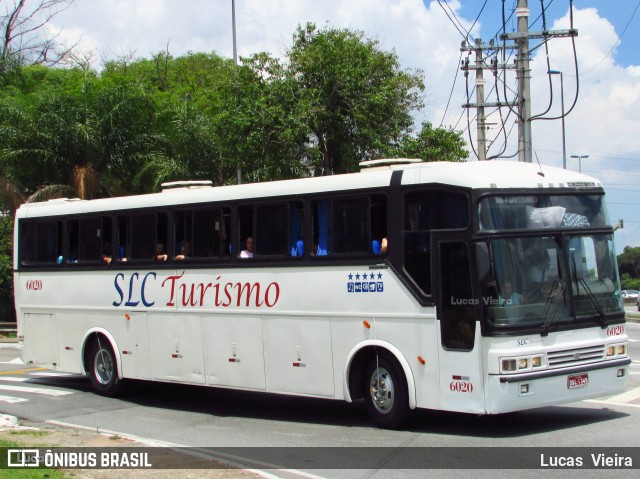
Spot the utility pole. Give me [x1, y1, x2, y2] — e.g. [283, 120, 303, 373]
[460, 0, 577, 163]
[475, 39, 487, 161]
[516, 0, 532, 163]
[232, 0, 241, 184]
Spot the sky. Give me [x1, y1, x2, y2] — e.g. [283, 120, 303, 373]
[42, 0, 640, 254]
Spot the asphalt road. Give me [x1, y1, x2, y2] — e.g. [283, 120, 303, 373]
[1, 322, 639, 479]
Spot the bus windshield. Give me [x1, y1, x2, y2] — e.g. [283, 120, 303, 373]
[478, 194, 609, 231]
[476, 234, 623, 331]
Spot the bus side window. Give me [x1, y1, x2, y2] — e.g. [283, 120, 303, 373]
[256, 204, 288, 256]
[332, 197, 369, 254]
[21, 220, 63, 265]
[440, 242, 476, 350]
[130, 213, 168, 261]
[67, 217, 108, 264]
[313, 199, 330, 256]
[289, 202, 304, 257]
[371, 194, 387, 254]
[237, 206, 254, 258]
[173, 210, 191, 259]
[403, 191, 469, 295]
[117, 216, 128, 261]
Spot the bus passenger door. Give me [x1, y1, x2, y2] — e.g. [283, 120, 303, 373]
[435, 239, 485, 413]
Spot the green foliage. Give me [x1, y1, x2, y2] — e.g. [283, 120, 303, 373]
[284, 23, 426, 174]
[1, 64, 163, 197]
[0, 438, 65, 478]
[386, 121, 469, 162]
[0, 214, 14, 321]
[620, 273, 640, 291]
[617, 246, 640, 279]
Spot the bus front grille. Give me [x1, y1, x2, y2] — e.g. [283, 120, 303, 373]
[547, 344, 605, 367]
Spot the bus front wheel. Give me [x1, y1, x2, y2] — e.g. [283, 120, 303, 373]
[88, 340, 122, 397]
[364, 353, 409, 429]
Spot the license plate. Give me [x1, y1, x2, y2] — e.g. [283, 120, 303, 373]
[568, 373, 589, 389]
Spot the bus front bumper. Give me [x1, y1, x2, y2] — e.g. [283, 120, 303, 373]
[485, 358, 630, 414]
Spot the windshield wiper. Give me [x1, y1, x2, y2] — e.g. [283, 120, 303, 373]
[577, 278, 608, 329]
[540, 280, 565, 336]
[570, 251, 607, 328]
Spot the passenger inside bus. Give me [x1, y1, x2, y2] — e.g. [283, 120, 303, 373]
[498, 281, 522, 306]
[381, 237, 388, 253]
[154, 243, 168, 261]
[240, 236, 254, 258]
[175, 242, 191, 260]
[102, 242, 112, 265]
[527, 249, 550, 283]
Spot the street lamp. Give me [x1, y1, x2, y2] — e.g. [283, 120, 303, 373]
[570, 154, 589, 173]
[548, 70, 566, 169]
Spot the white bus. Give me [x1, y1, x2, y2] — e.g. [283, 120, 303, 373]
[14, 160, 629, 428]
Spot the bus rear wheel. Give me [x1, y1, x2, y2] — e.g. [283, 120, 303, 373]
[88, 340, 122, 397]
[364, 353, 409, 429]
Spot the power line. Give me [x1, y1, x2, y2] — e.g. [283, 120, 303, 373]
[436, 0, 470, 40]
[439, 51, 464, 128]
[580, 0, 640, 76]
[582, 170, 640, 178]
[534, 149, 640, 163]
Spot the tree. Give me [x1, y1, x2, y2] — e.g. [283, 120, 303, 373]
[389, 121, 469, 162]
[0, 175, 18, 322]
[284, 23, 425, 175]
[1, 0, 76, 76]
[617, 246, 640, 279]
[108, 50, 310, 185]
[134, 103, 222, 190]
[0, 62, 164, 198]
[0, 212, 13, 320]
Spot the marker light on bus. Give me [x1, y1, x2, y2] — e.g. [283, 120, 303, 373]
[606, 343, 627, 358]
[501, 355, 544, 373]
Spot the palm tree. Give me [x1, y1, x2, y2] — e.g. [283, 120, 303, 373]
[0, 63, 164, 199]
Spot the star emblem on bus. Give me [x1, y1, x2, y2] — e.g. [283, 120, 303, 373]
[347, 272, 384, 293]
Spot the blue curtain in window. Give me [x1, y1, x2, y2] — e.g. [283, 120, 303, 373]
[289, 206, 303, 256]
[316, 200, 329, 255]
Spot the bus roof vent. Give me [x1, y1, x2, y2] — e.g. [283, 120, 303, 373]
[45, 198, 82, 204]
[359, 158, 422, 171]
[161, 180, 213, 192]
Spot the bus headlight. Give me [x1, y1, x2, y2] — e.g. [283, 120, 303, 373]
[501, 355, 545, 373]
[501, 359, 517, 372]
[607, 343, 627, 358]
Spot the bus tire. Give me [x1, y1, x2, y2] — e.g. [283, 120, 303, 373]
[88, 340, 122, 397]
[364, 353, 409, 429]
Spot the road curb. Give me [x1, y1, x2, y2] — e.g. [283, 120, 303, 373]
[0, 414, 18, 429]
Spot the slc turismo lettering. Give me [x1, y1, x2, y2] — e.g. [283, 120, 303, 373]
[540, 453, 632, 467]
[112, 271, 280, 309]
